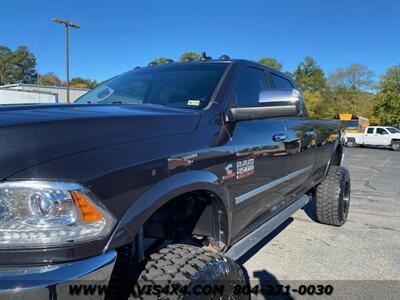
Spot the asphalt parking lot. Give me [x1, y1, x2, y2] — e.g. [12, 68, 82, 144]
[241, 147, 400, 299]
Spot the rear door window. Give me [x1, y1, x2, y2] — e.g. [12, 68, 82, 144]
[366, 128, 374, 134]
[270, 73, 293, 89]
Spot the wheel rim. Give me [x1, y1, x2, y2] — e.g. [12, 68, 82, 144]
[342, 180, 350, 215]
[393, 143, 400, 150]
[347, 141, 354, 147]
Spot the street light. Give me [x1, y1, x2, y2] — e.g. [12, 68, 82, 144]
[52, 18, 80, 103]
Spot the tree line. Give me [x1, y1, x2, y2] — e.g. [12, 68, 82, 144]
[0, 45, 97, 89]
[0, 46, 399, 126]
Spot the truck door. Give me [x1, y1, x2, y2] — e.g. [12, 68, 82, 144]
[364, 127, 375, 144]
[227, 66, 289, 241]
[374, 127, 391, 145]
[269, 72, 316, 197]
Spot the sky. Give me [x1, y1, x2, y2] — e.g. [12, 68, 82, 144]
[1, 0, 399, 82]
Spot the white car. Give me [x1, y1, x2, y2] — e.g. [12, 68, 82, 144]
[344, 126, 400, 151]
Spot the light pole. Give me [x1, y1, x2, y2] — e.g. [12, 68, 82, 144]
[52, 18, 80, 103]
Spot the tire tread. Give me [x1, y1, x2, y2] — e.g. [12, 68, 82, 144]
[316, 166, 348, 226]
[139, 244, 224, 284]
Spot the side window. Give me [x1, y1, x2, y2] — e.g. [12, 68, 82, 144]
[270, 73, 293, 89]
[376, 128, 388, 135]
[233, 67, 270, 107]
[366, 128, 374, 134]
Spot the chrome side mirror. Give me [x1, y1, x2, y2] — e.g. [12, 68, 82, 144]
[258, 89, 302, 106]
[228, 89, 303, 122]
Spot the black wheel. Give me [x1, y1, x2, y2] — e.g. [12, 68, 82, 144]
[316, 166, 351, 226]
[134, 244, 247, 299]
[391, 142, 400, 151]
[346, 140, 356, 148]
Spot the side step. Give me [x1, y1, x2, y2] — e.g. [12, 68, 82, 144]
[225, 194, 310, 260]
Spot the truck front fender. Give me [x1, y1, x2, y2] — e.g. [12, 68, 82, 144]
[105, 170, 231, 251]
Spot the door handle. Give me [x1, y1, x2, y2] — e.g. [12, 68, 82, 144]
[273, 134, 287, 142]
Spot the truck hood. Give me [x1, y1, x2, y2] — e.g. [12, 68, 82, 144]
[0, 104, 201, 180]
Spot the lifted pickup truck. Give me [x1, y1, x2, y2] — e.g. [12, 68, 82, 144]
[344, 126, 400, 150]
[0, 58, 350, 299]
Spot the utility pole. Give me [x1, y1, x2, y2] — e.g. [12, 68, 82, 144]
[52, 18, 80, 103]
[66, 24, 69, 103]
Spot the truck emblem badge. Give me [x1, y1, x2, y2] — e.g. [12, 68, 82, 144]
[236, 158, 255, 179]
[222, 163, 236, 180]
[225, 163, 233, 175]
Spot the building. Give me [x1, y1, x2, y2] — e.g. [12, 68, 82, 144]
[0, 89, 57, 104]
[0, 83, 89, 103]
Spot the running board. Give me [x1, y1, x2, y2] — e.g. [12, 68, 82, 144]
[225, 195, 310, 260]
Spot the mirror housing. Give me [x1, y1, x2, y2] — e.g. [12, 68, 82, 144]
[228, 89, 303, 122]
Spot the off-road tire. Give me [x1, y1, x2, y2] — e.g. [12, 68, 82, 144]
[134, 243, 247, 299]
[316, 166, 351, 226]
[391, 141, 400, 151]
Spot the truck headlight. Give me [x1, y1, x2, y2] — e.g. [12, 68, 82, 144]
[0, 181, 115, 248]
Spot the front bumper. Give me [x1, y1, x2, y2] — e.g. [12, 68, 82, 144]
[0, 251, 117, 300]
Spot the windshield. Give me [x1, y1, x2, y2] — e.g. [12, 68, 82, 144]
[387, 127, 400, 133]
[75, 63, 228, 109]
[342, 120, 359, 129]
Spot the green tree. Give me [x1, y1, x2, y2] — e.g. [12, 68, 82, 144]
[371, 65, 400, 126]
[70, 77, 97, 89]
[328, 64, 374, 90]
[0, 46, 13, 85]
[328, 86, 373, 117]
[327, 64, 375, 119]
[257, 57, 283, 70]
[303, 91, 334, 119]
[152, 57, 173, 64]
[37, 72, 63, 86]
[293, 57, 333, 118]
[179, 51, 200, 62]
[294, 56, 327, 93]
[8, 46, 38, 84]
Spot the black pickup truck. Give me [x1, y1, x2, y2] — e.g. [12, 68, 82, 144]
[0, 58, 350, 299]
